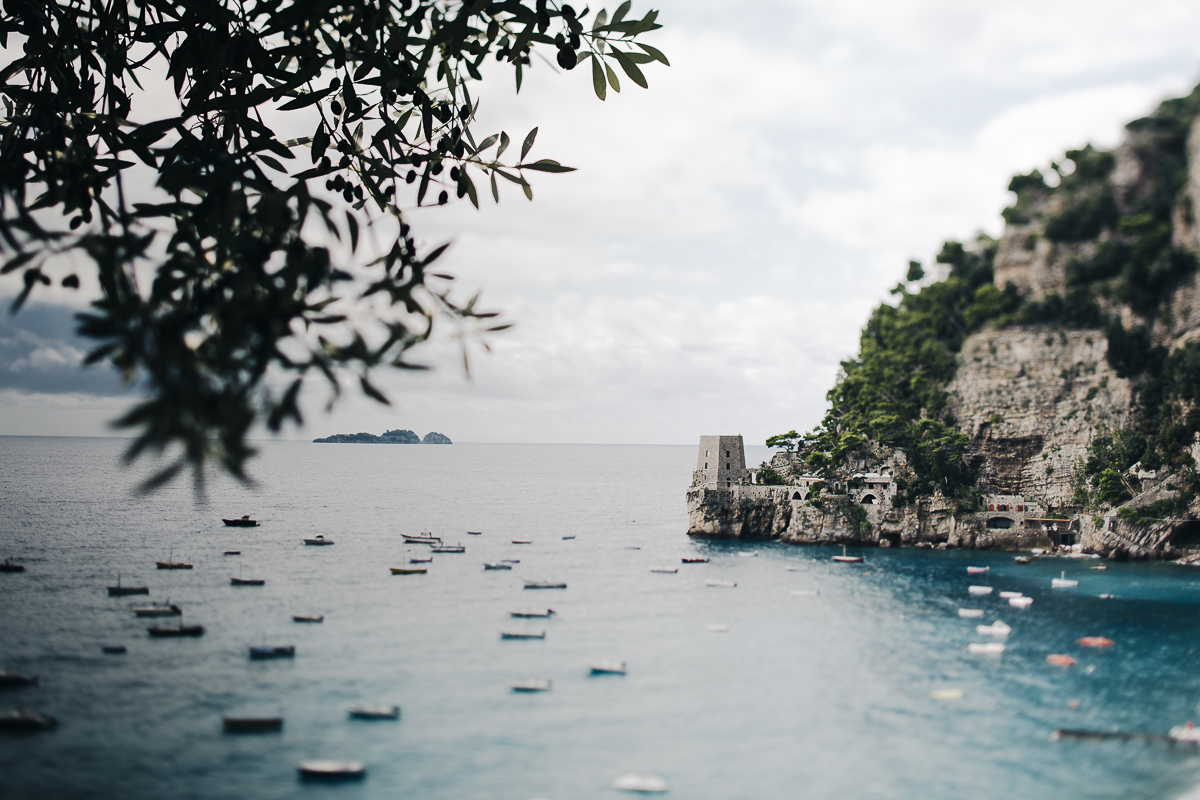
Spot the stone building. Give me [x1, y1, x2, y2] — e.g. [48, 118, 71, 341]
[695, 435, 747, 489]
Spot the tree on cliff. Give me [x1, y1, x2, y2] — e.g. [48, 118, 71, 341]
[0, 0, 667, 488]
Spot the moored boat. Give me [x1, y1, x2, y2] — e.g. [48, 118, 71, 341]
[511, 539, 532, 545]
[155, 560, 192, 570]
[132, 603, 181, 618]
[223, 551, 241, 556]
[431, 545, 464, 554]
[0, 558, 25, 573]
[500, 630, 546, 640]
[1046, 654, 1078, 667]
[957, 608, 985, 618]
[223, 717, 282, 732]
[467, 531, 483, 535]
[390, 568, 427, 575]
[589, 661, 627, 675]
[976, 620, 1012, 637]
[107, 575, 149, 596]
[705, 579, 737, 588]
[650, 567, 678, 573]
[614, 774, 669, 794]
[292, 615, 324, 623]
[510, 679, 551, 693]
[222, 515, 258, 527]
[231, 577, 265, 586]
[484, 563, 512, 570]
[249, 645, 295, 659]
[1169, 722, 1200, 742]
[348, 704, 400, 720]
[524, 581, 566, 589]
[409, 557, 432, 564]
[1078, 636, 1114, 648]
[998, 590, 1023, 598]
[682, 557, 709, 564]
[968, 585, 993, 595]
[510, 609, 555, 618]
[1052, 571, 1078, 588]
[1014, 556, 1032, 564]
[967, 566, 989, 574]
[966, 642, 1006, 655]
[0, 671, 38, 687]
[832, 545, 863, 563]
[303, 535, 334, 546]
[148, 624, 204, 637]
[403, 532, 441, 545]
[298, 760, 366, 780]
[0, 710, 56, 731]
[1009, 596, 1034, 608]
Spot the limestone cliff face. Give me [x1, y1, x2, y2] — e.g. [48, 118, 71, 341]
[946, 328, 1133, 508]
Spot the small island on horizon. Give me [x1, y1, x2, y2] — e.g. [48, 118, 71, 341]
[312, 429, 452, 445]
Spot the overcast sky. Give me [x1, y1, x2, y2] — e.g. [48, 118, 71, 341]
[3, 0, 1200, 447]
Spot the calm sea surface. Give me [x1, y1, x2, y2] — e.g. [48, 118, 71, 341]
[4, 437, 1200, 799]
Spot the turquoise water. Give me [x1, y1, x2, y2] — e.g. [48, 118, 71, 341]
[3, 437, 1200, 799]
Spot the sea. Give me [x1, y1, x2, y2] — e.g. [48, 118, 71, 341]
[4, 437, 1200, 800]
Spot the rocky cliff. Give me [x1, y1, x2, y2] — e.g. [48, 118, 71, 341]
[689, 83, 1200, 560]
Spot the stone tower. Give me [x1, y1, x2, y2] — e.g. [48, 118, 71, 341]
[696, 435, 746, 489]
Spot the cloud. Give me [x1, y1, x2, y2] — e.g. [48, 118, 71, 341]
[0, 304, 128, 397]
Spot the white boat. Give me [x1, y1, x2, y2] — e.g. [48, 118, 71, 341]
[511, 679, 551, 692]
[1092, 564, 1108, 570]
[832, 545, 863, 563]
[1052, 571, 1078, 588]
[706, 624, 730, 632]
[403, 532, 441, 545]
[738, 551, 759, 558]
[1009, 596, 1034, 608]
[650, 567, 678, 573]
[1170, 723, 1200, 742]
[298, 760, 365, 779]
[484, 563, 512, 570]
[705, 580, 737, 588]
[957, 608, 985, 618]
[510, 609, 555, 618]
[966, 642, 1006, 655]
[431, 544, 465, 554]
[347, 704, 400, 720]
[500, 630, 546, 640]
[589, 661, 627, 675]
[131, 602, 180, 618]
[1099, 593, 1113, 600]
[614, 774, 669, 793]
[303, 535, 334, 546]
[976, 620, 1012, 637]
[966, 566, 989, 574]
[967, 585, 993, 595]
[999, 591, 1023, 598]
[790, 589, 819, 597]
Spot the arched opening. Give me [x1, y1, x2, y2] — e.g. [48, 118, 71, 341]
[987, 517, 1015, 529]
[880, 532, 901, 548]
[860, 494, 877, 505]
[792, 491, 802, 500]
[1170, 521, 1200, 547]
[803, 492, 811, 501]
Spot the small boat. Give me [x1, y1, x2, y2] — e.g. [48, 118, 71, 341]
[231, 577, 265, 586]
[524, 581, 566, 589]
[484, 563, 512, 570]
[155, 559, 193, 570]
[706, 579, 737, 588]
[223, 551, 241, 556]
[650, 567, 678, 573]
[967, 566, 989, 574]
[707, 624, 731, 632]
[148, 624, 204, 637]
[0, 671, 38, 687]
[791, 589, 820, 597]
[832, 545, 863, 563]
[0, 711, 57, 731]
[563, 535, 576, 540]
[223, 717, 282, 732]
[510, 679, 551, 693]
[1091, 564, 1108, 570]
[501, 630, 546, 640]
[1098, 593, 1113, 600]
[1078, 636, 1114, 648]
[132, 602, 181, 618]
[589, 661, 627, 675]
[1169, 723, 1200, 743]
[390, 568, 426, 575]
[403, 532, 441, 544]
[1014, 556, 1032, 564]
[303, 535, 334, 546]
[431, 545, 465, 554]
[738, 551, 759, 558]
[222, 515, 258, 527]
[511, 540, 532, 545]
[102, 645, 127, 654]
[1046, 654, 1078, 667]
[1009, 596, 1033, 608]
[682, 557, 709, 564]
[957, 608, 985, 618]
[976, 620, 1012, 637]
[467, 531, 483, 536]
[966, 642, 1006, 655]
[298, 760, 366, 780]
[968, 585, 993, 595]
[348, 704, 400, 720]
[1052, 571, 1078, 588]
[998, 591, 1023, 598]
[510, 609, 555, 618]
[292, 615, 324, 623]
[501, 559, 520, 564]
[107, 575, 149, 596]
[249, 645, 295, 659]
[614, 774, 669, 794]
[410, 557, 433, 564]
[626, 546, 641, 550]
[0, 558, 25, 573]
